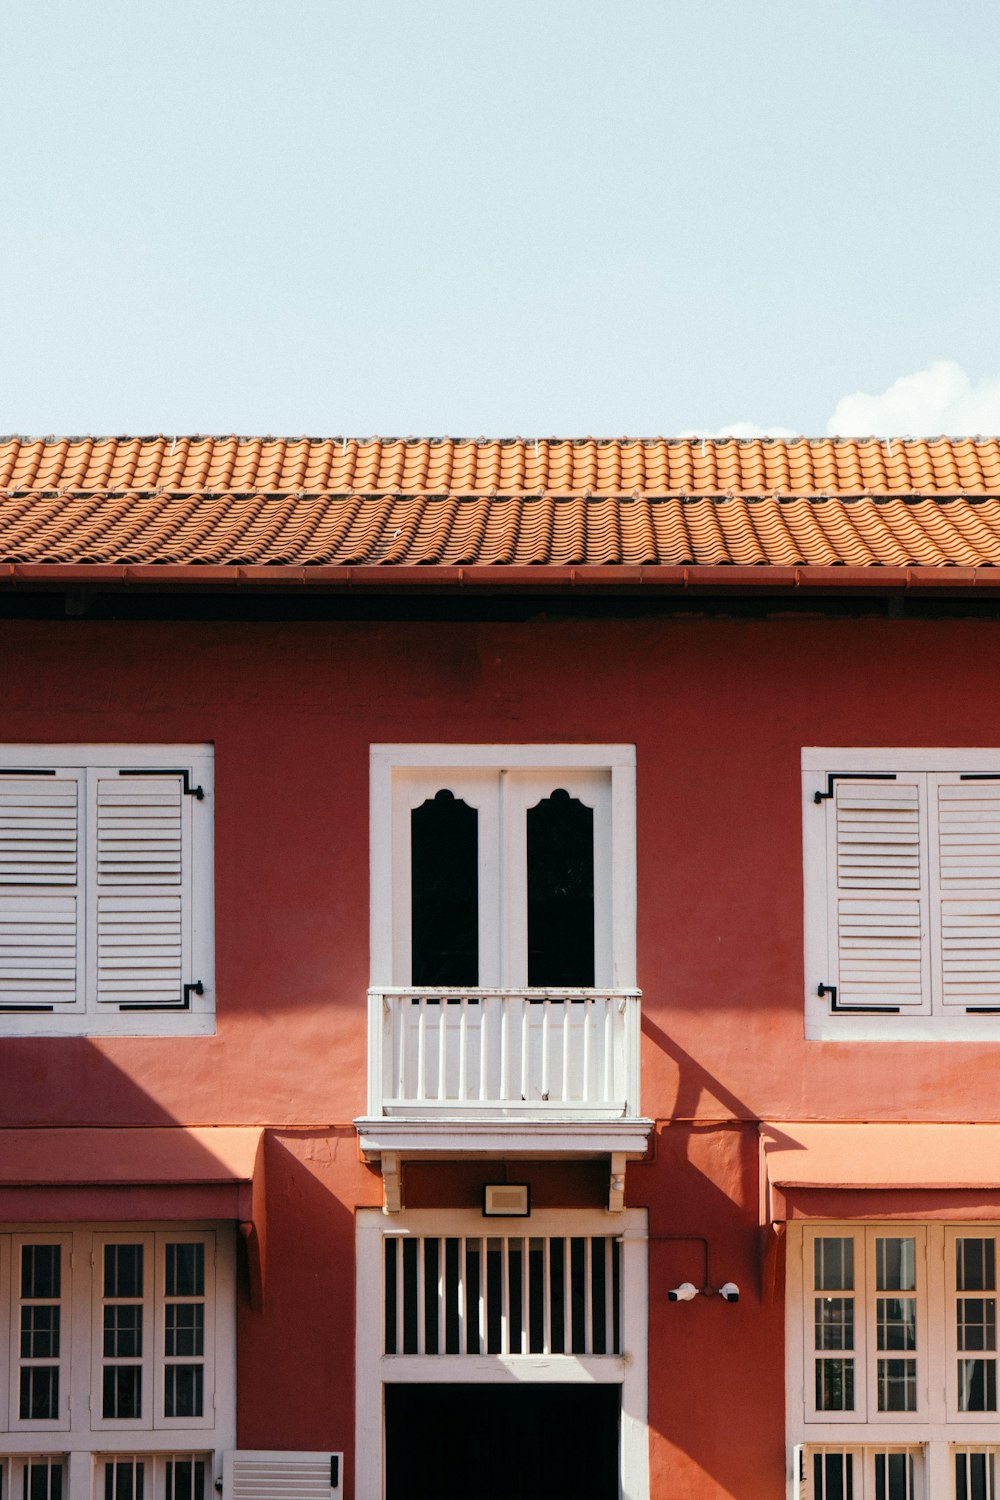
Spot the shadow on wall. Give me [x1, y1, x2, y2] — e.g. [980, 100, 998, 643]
[634, 1011, 789, 1500]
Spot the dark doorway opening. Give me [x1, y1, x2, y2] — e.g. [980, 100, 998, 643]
[385, 1382, 620, 1500]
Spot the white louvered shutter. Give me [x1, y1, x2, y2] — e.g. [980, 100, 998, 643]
[930, 775, 1000, 1011]
[93, 771, 190, 1007]
[0, 771, 83, 1008]
[826, 775, 931, 1011]
[224, 1452, 342, 1500]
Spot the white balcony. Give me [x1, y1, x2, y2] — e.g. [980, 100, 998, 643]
[355, 988, 652, 1171]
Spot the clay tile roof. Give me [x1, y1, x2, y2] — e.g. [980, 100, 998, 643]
[3, 435, 1000, 576]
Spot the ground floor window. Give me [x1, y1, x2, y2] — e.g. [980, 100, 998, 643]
[0, 1224, 234, 1500]
[789, 1223, 1000, 1498]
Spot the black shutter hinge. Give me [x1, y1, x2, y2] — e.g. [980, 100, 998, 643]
[814, 772, 897, 803]
[120, 981, 204, 1013]
[118, 768, 204, 799]
[819, 983, 900, 1016]
[1, 768, 57, 776]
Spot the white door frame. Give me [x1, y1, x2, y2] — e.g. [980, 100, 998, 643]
[355, 1206, 649, 1500]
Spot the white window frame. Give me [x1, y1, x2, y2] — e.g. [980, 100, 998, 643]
[370, 744, 636, 989]
[0, 1225, 234, 1464]
[0, 746, 214, 1037]
[803, 748, 1000, 1040]
[788, 1222, 1000, 1498]
[355, 1206, 649, 1500]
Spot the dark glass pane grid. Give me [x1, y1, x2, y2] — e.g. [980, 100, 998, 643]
[526, 789, 595, 987]
[22, 1464, 63, 1500]
[410, 791, 479, 987]
[104, 1464, 144, 1500]
[19, 1366, 59, 1421]
[21, 1246, 60, 1300]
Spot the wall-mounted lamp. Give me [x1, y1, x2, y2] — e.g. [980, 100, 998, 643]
[483, 1183, 531, 1217]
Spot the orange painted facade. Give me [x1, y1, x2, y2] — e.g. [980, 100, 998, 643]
[2, 600, 1000, 1496]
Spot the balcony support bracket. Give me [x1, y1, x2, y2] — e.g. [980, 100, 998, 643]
[381, 1151, 402, 1214]
[609, 1152, 627, 1213]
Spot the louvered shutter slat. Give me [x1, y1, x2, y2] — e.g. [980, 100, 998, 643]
[934, 780, 1000, 1009]
[96, 775, 187, 1007]
[226, 1453, 342, 1500]
[0, 775, 81, 1008]
[831, 778, 930, 1010]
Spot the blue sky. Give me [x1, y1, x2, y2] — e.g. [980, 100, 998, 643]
[2, 0, 999, 437]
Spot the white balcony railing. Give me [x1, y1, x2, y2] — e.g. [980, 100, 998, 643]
[366, 988, 642, 1120]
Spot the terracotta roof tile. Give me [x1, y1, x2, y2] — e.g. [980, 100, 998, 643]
[4, 435, 1000, 574]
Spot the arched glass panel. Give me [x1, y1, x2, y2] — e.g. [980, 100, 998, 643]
[410, 790, 478, 986]
[527, 788, 595, 987]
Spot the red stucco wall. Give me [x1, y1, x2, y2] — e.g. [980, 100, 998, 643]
[3, 608, 997, 1496]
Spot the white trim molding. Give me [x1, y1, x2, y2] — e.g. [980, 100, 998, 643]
[355, 1206, 649, 1500]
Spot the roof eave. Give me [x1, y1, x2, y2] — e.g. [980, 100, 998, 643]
[1, 561, 999, 595]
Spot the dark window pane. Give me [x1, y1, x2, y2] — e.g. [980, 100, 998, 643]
[816, 1297, 854, 1350]
[410, 791, 478, 987]
[816, 1357, 854, 1411]
[958, 1298, 996, 1352]
[876, 1238, 916, 1292]
[21, 1245, 60, 1300]
[164, 1364, 203, 1419]
[103, 1465, 144, 1500]
[103, 1364, 142, 1419]
[19, 1365, 58, 1420]
[874, 1453, 912, 1500]
[527, 789, 594, 987]
[104, 1305, 143, 1358]
[959, 1240, 997, 1292]
[21, 1305, 60, 1359]
[165, 1462, 204, 1500]
[956, 1452, 993, 1500]
[815, 1238, 854, 1291]
[959, 1358, 998, 1412]
[877, 1297, 916, 1350]
[104, 1244, 143, 1298]
[877, 1358, 917, 1411]
[23, 1465, 61, 1500]
[166, 1302, 204, 1357]
[814, 1451, 853, 1500]
[165, 1242, 204, 1298]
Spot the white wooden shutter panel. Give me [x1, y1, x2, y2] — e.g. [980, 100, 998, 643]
[931, 775, 1000, 1011]
[224, 1452, 343, 1500]
[0, 772, 82, 1008]
[827, 775, 931, 1011]
[94, 772, 188, 1007]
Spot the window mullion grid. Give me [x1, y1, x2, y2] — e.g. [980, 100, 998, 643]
[806, 1227, 865, 1424]
[11, 1234, 71, 1433]
[947, 1228, 999, 1423]
[157, 1233, 212, 1430]
[93, 1232, 152, 1432]
[867, 1228, 925, 1425]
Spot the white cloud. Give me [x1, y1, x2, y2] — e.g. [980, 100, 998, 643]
[826, 361, 1000, 438]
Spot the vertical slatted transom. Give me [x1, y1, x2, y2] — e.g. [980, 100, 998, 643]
[95, 774, 186, 1006]
[0, 773, 81, 1007]
[831, 777, 931, 1011]
[933, 777, 1000, 1010]
[383, 1233, 621, 1357]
